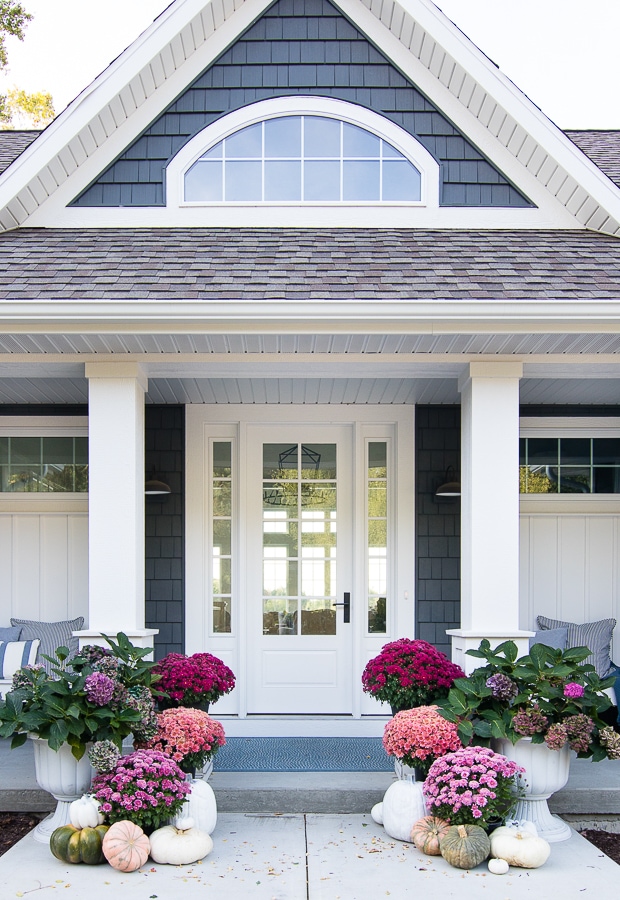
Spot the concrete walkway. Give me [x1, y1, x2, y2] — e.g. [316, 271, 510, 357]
[0, 813, 617, 899]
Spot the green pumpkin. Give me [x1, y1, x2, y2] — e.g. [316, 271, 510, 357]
[50, 824, 109, 865]
[439, 824, 490, 870]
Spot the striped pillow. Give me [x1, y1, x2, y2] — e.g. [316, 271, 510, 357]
[537, 616, 616, 678]
[10, 617, 84, 674]
[0, 639, 40, 679]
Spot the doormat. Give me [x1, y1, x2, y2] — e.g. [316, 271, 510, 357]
[213, 737, 393, 772]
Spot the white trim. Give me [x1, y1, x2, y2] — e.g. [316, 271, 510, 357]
[520, 496, 620, 515]
[166, 97, 438, 211]
[0, 417, 88, 436]
[3, 299, 620, 332]
[520, 417, 620, 437]
[27, 204, 566, 229]
[0, 496, 88, 512]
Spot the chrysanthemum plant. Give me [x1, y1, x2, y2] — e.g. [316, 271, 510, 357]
[361, 638, 464, 712]
[437, 639, 619, 761]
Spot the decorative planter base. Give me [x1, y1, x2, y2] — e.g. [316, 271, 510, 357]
[493, 737, 572, 843]
[30, 737, 95, 843]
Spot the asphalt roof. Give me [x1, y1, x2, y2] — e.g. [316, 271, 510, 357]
[0, 130, 41, 174]
[1, 227, 620, 301]
[565, 130, 620, 188]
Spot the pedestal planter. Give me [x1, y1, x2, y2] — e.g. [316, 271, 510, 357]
[393, 760, 425, 782]
[30, 737, 95, 844]
[492, 737, 571, 843]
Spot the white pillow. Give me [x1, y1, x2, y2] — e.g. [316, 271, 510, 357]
[0, 639, 40, 679]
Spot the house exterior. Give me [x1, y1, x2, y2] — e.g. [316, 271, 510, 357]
[1, 0, 620, 733]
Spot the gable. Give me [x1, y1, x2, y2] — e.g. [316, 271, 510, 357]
[72, 0, 529, 209]
[0, 0, 619, 233]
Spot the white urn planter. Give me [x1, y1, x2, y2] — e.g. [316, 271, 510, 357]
[493, 737, 572, 843]
[30, 737, 95, 843]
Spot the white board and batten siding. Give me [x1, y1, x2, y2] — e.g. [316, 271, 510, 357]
[0, 501, 88, 626]
[520, 496, 620, 664]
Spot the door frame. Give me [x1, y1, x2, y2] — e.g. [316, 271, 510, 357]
[185, 405, 415, 722]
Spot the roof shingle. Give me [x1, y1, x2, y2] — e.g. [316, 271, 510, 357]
[0, 228, 619, 302]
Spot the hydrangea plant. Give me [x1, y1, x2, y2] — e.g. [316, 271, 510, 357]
[437, 639, 618, 760]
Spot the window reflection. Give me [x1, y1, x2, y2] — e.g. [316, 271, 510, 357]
[262, 442, 337, 636]
[185, 116, 422, 203]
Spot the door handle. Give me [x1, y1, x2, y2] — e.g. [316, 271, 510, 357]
[332, 592, 351, 624]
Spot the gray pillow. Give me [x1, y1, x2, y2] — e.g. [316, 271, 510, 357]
[529, 626, 568, 651]
[10, 617, 84, 674]
[0, 626, 22, 641]
[537, 615, 616, 678]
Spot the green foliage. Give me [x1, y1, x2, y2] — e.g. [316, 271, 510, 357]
[0, 633, 158, 760]
[437, 639, 615, 760]
[0, 1, 31, 69]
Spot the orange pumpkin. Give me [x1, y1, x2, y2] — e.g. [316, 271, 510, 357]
[410, 816, 451, 856]
[102, 820, 150, 872]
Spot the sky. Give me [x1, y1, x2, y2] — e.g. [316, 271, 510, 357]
[0, 0, 618, 129]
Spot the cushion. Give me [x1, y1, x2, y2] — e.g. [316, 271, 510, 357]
[0, 626, 22, 641]
[0, 639, 40, 679]
[537, 615, 616, 678]
[10, 617, 84, 674]
[529, 627, 568, 651]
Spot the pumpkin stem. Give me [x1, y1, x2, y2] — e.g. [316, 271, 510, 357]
[457, 825, 468, 838]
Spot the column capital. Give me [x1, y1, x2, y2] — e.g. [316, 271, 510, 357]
[458, 361, 523, 393]
[85, 362, 148, 392]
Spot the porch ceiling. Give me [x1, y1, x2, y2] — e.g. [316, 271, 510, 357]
[1, 376, 620, 406]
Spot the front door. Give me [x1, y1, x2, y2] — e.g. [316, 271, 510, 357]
[246, 425, 353, 713]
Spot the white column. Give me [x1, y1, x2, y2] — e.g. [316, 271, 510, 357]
[447, 362, 533, 673]
[78, 362, 157, 651]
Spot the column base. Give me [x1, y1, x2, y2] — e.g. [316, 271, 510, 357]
[446, 629, 535, 674]
[74, 629, 159, 655]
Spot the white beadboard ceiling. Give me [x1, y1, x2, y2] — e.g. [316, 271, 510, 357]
[0, 377, 619, 406]
[1, 332, 620, 356]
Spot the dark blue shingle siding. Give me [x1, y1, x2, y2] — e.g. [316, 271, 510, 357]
[72, 0, 529, 209]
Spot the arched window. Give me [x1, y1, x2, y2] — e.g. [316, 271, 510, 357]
[184, 115, 421, 203]
[166, 97, 439, 212]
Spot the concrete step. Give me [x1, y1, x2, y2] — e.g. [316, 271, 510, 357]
[2, 739, 620, 816]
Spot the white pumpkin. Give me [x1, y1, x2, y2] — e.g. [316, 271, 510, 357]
[381, 781, 426, 843]
[69, 794, 104, 829]
[503, 819, 538, 837]
[490, 827, 551, 869]
[488, 857, 509, 875]
[370, 802, 384, 825]
[171, 778, 217, 835]
[149, 823, 213, 865]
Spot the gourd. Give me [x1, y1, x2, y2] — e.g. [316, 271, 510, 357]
[439, 824, 490, 870]
[102, 820, 150, 872]
[50, 824, 109, 865]
[370, 803, 383, 825]
[69, 794, 105, 829]
[171, 777, 217, 835]
[410, 816, 451, 856]
[381, 781, 426, 842]
[149, 819, 213, 865]
[490, 826, 551, 869]
[488, 857, 509, 875]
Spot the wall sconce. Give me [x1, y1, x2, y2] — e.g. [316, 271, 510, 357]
[435, 466, 461, 499]
[145, 470, 171, 496]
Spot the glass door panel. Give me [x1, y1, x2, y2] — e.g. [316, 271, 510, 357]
[262, 443, 337, 636]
